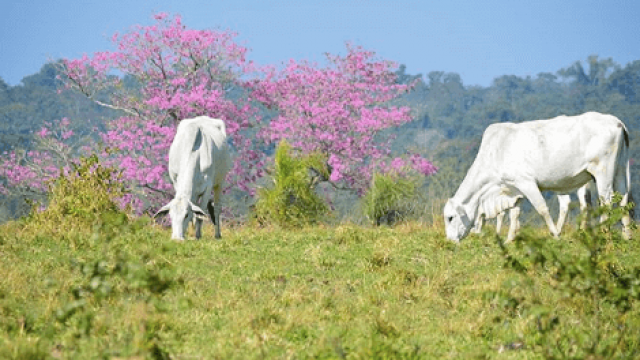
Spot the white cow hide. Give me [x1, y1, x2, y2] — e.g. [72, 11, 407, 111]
[154, 116, 230, 240]
[444, 112, 632, 243]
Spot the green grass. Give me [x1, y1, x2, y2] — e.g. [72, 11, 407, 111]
[1, 216, 639, 359]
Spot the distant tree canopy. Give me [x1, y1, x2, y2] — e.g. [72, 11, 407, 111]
[0, 63, 115, 154]
[395, 55, 640, 142]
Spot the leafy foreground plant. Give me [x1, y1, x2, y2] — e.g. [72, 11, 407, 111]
[0, 212, 179, 359]
[23, 154, 127, 234]
[488, 193, 640, 359]
[361, 172, 422, 226]
[253, 140, 330, 227]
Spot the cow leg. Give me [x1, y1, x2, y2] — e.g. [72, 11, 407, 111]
[496, 212, 505, 234]
[591, 148, 632, 238]
[518, 182, 559, 238]
[471, 214, 484, 234]
[505, 206, 521, 243]
[555, 194, 571, 234]
[194, 200, 205, 240]
[592, 168, 616, 228]
[195, 188, 213, 240]
[614, 166, 632, 240]
[577, 184, 592, 229]
[211, 184, 223, 239]
[194, 218, 203, 239]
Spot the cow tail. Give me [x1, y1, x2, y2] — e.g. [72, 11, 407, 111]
[627, 154, 635, 219]
[622, 126, 634, 219]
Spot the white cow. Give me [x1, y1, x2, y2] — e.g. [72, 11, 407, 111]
[444, 112, 632, 243]
[472, 182, 596, 239]
[154, 116, 230, 240]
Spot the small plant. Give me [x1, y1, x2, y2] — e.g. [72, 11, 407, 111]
[253, 140, 330, 227]
[361, 172, 422, 226]
[491, 193, 640, 359]
[25, 154, 127, 231]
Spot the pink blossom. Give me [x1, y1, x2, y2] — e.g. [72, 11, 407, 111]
[57, 12, 262, 214]
[37, 127, 49, 138]
[254, 44, 435, 192]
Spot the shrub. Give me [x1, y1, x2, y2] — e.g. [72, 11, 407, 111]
[253, 141, 330, 227]
[361, 172, 422, 226]
[25, 154, 128, 232]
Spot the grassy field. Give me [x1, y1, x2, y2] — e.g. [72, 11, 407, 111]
[1, 213, 639, 359]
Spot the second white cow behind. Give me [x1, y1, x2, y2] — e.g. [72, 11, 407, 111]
[155, 116, 230, 240]
[444, 112, 632, 243]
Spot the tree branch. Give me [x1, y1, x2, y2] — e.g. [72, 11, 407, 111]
[141, 184, 173, 198]
[89, 98, 141, 117]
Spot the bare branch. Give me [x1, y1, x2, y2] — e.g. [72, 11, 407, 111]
[89, 98, 140, 117]
[141, 184, 173, 198]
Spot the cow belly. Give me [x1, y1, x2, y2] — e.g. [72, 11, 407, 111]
[537, 170, 592, 193]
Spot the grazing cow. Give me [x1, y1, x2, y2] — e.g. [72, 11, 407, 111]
[154, 116, 230, 240]
[444, 112, 632, 243]
[472, 182, 596, 239]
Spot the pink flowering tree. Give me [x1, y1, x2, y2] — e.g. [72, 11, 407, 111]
[0, 118, 83, 200]
[253, 45, 437, 193]
[2, 14, 437, 221]
[59, 13, 264, 213]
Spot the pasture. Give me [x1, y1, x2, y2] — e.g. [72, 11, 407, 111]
[1, 212, 639, 359]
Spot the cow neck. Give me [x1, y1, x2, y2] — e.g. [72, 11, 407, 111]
[476, 183, 512, 219]
[174, 150, 200, 201]
[453, 162, 494, 222]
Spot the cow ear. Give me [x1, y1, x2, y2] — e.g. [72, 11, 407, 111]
[190, 202, 208, 221]
[154, 202, 172, 218]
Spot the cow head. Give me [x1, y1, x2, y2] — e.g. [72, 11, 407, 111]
[154, 197, 208, 240]
[443, 198, 473, 242]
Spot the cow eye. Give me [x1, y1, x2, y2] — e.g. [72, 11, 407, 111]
[447, 216, 453, 223]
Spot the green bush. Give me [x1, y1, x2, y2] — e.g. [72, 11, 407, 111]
[25, 154, 127, 232]
[253, 140, 330, 227]
[361, 172, 422, 226]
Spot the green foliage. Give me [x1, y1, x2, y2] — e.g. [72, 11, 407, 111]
[253, 140, 330, 227]
[26, 154, 127, 232]
[361, 172, 422, 226]
[0, 209, 178, 359]
[491, 193, 640, 359]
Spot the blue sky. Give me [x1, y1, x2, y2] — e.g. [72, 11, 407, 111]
[1, 0, 639, 87]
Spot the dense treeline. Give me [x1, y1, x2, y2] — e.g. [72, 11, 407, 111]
[2, 55, 640, 222]
[397, 56, 640, 140]
[0, 63, 116, 153]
